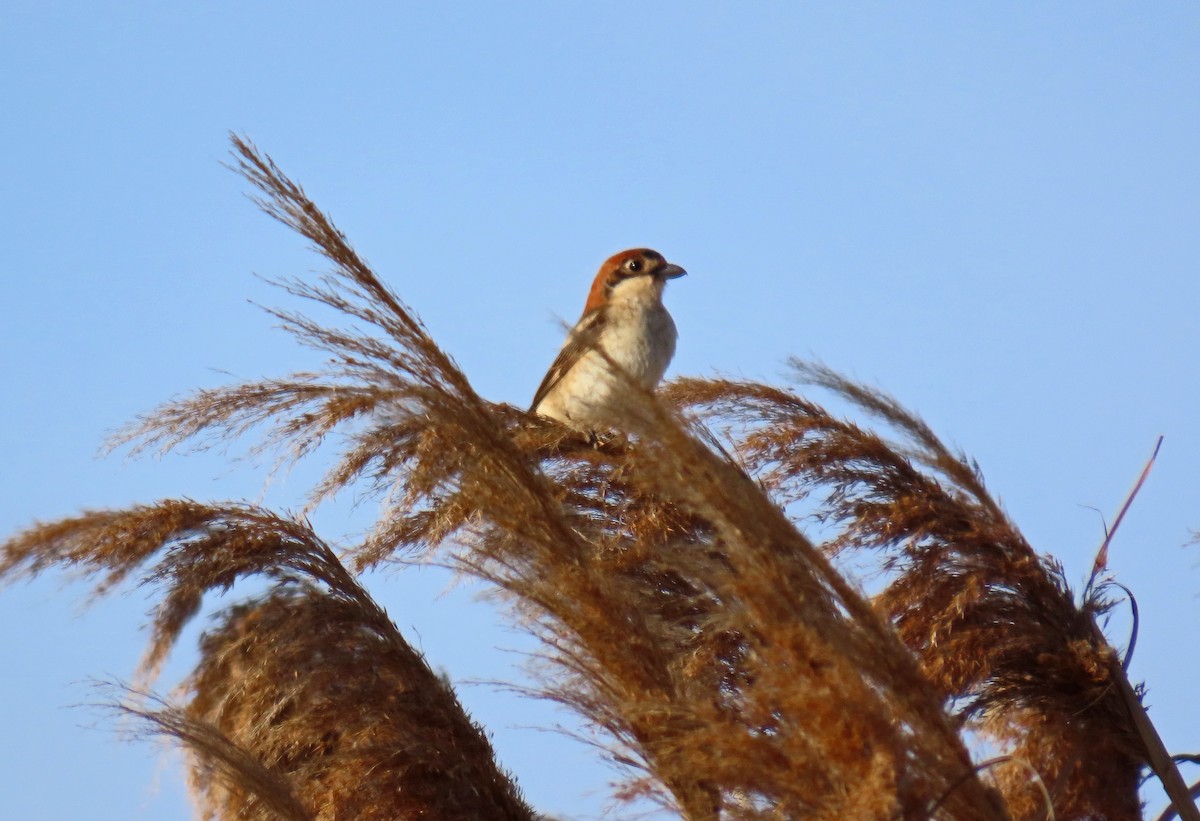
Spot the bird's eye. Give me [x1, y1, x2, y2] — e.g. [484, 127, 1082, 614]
[625, 259, 643, 273]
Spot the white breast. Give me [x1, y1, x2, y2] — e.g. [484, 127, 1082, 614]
[600, 298, 678, 387]
[535, 277, 679, 429]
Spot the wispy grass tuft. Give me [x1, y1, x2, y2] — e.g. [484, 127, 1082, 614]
[3, 502, 533, 820]
[662, 364, 1169, 819]
[4, 134, 1195, 820]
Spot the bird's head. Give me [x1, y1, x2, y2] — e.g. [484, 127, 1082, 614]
[582, 248, 686, 314]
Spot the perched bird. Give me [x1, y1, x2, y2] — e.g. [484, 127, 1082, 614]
[530, 248, 686, 430]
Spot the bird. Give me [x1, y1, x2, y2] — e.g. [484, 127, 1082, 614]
[530, 248, 686, 430]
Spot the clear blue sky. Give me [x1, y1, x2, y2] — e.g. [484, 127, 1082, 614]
[2, 3, 1197, 818]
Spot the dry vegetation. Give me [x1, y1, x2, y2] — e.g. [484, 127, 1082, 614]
[2, 136, 1195, 820]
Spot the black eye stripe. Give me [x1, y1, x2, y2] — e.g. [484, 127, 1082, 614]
[607, 254, 661, 288]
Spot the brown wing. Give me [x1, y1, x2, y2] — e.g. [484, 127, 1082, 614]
[529, 309, 606, 412]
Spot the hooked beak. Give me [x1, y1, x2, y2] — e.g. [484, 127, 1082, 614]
[659, 262, 687, 280]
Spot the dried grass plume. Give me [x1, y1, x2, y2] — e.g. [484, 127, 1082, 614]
[2, 135, 1196, 821]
